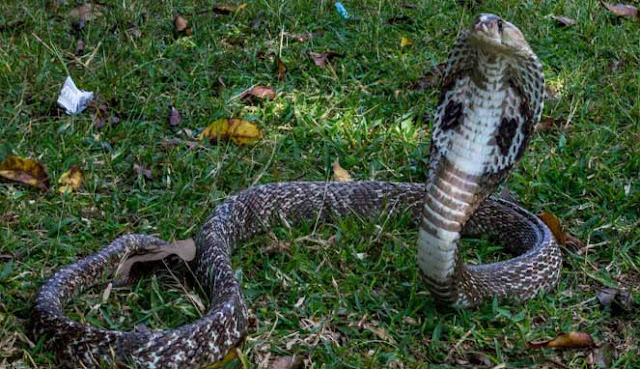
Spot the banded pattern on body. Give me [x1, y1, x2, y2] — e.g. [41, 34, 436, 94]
[32, 14, 560, 368]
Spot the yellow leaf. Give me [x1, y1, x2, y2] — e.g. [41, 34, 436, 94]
[400, 36, 413, 48]
[57, 166, 83, 194]
[527, 332, 595, 349]
[199, 118, 262, 145]
[0, 156, 50, 190]
[332, 158, 353, 182]
[213, 3, 247, 14]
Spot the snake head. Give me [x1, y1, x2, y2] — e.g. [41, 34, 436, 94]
[469, 14, 532, 56]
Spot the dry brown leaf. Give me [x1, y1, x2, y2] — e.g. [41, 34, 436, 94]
[241, 86, 276, 100]
[174, 14, 192, 35]
[551, 15, 577, 27]
[565, 232, 586, 252]
[213, 3, 247, 15]
[332, 158, 353, 182]
[527, 332, 595, 349]
[400, 36, 413, 48]
[199, 118, 262, 145]
[69, 3, 104, 23]
[169, 105, 182, 126]
[402, 316, 419, 326]
[538, 212, 566, 246]
[536, 117, 566, 132]
[276, 57, 287, 80]
[0, 156, 50, 190]
[412, 62, 446, 92]
[364, 324, 397, 344]
[133, 164, 153, 180]
[57, 166, 83, 194]
[91, 102, 119, 129]
[600, 1, 638, 18]
[596, 286, 636, 311]
[267, 356, 304, 369]
[307, 50, 343, 68]
[75, 39, 85, 56]
[114, 239, 196, 282]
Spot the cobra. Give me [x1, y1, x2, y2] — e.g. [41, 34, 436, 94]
[32, 14, 560, 368]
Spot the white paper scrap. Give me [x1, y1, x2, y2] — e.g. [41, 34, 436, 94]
[57, 76, 94, 115]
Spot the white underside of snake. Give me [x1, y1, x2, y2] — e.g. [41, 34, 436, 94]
[32, 14, 561, 368]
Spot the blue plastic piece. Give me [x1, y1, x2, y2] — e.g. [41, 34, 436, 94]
[335, 2, 350, 19]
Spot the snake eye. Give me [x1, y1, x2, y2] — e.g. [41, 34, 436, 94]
[497, 19, 504, 33]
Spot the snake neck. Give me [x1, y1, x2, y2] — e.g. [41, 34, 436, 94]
[419, 52, 514, 306]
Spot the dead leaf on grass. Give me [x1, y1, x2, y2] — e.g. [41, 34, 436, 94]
[537, 117, 567, 132]
[551, 15, 577, 27]
[114, 239, 196, 282]
[57, 166, 83, 194]
[174, 14, 192, 35]
[241, 85, 276, 100]
[199, 118, 262, 145]
[364, 323, 397, 344]
[213, 3, 247, 15]
[168, 105, 182, 126]
[69, 3, 104, 23]
[599, 1, 638, 19]
[267, 355, 304, 369]
[538, 212, 566, 246]
[400, 36, 413, 48]
[75, 39, 85, 56]
[0, 156, 50, 190]
[276, 57, 287, 80]
[307, 50, 343, 68]
[527, 332, 595, 349]
[332, 158, 353, 182]
[412, 62, 446, 91]
[133, 164, 153, 180]
[91, 103, 119, 128]
[596, 286, 636, 311]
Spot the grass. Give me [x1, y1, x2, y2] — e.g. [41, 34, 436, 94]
[1, 0, 639, 368]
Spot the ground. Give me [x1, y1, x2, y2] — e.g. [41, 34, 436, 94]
[1, 0, 639, 368]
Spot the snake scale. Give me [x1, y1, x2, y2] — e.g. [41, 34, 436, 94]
[32, 14, 561, 368]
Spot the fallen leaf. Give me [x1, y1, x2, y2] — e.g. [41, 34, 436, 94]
[114, 238, 196, 282]
[241, 85, 276, 100]
[364, 324, 397, 344]
[599, 1, 638, 18]
[276, 57, 287, 80]
[400, 36, 413, 48]
[596, 286, 636, 311]
[126, 26, 142, 38]
[267, 355, 304, 369]
[527, 332, 595, 349]
[281, 31, 322, 42]
[90, 103, 119, 129]
[307, 50, 343, 68]
[412, 62, 446, 91]
[174, 14, 192, 35]
[332, 158, 353, 182]
[0, 156, 50, 190]
[538, 212, 566, 246]
[551, 15, 577, 27]
[565, 232, 585, 252]
[75, 39, 85, 56]
[537, 117, 566, 132]
[133, 164, 153, 180]
[199, 118, 262, 145]
[402, 316, 419, 326]
[168, 105, 182, 126]
[57, 166, 83, 194]
[213, 3, 247, 14]
[69, 3, 104, 23]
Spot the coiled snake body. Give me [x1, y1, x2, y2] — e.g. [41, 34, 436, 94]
[32, 14, 561, 368]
